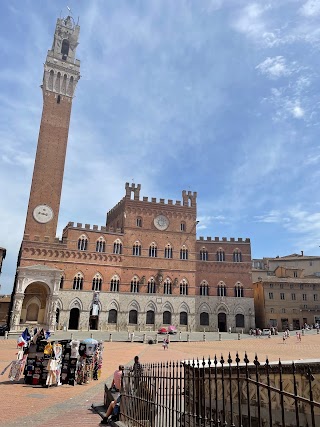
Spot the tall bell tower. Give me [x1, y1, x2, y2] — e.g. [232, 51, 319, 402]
[23, 15, 80, 242]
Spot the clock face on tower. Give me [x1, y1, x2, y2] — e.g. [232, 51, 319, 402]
[33, 205, 54, 224]
[154, 215, 169, 231]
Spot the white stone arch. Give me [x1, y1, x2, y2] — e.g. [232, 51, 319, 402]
[163, 302, 174, 313]
[108, 300, 120, 311]
[197, 302, 212, 315]
[133, 239, 142, 246]
[179, 302, 190, 314]
[114, 237, 123, 245]
[215, 302, 230, 315]
[56, 299, 63, 310]
[217, 280, 226, 287]
[87, 300, 102, 311]
[25, 296, 41, 311]
[145, 301, 157, 313]
[234, 305, 245, 315]
[69, 298, 83, 311]
[78, 233, 89, 241]
[128, 300, 141, 312]
[111, 273, 120, 281]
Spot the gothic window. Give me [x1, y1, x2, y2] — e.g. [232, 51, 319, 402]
[73, 273, 83, 290]
[61, 39, 69, 58]
[96, 238, 105, 253]
[217, 249, 225, 262]
[164, 244, 173, 259]
[146, 310, 155, 324]
[218, 283, 226, 297]
[235, 314, 245, 327]
[147, 278, 156, 294]
[180, 222, 186, 232]
[129, 310, 138, 324]
[92, 274, 102, 291]
[233, 250, 242, 262]
[235, 283, 244, 297]
[59, 276, 64, 289]
[110, 275, 120, 292]
[180, 312, 188, 325]
[78, 235, 88, 251]
[132, 241, 141, 256]
[180, 245, 188, 260]
[108, 309, 117, 324]
[130, 277, 140, 293]
[164, 279, 172, 295]
[180, 279, 188, 295]
[200, 281, 209, 296]
[200, 249, 208, 261]
[200, 312, 209, 326]
[149, 243, 157, 258]
[48, 70, 54, 91]
[136, 217, 142, 227]
[113, 239, 122, 254]
[163, 311, 171, 325]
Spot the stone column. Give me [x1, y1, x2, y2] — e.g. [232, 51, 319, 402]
[11, 293, 24, 331]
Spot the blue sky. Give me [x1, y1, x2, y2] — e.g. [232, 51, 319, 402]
[1, 0, 320, 294]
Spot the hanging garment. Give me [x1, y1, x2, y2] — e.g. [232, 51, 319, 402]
[46, 359, 57, 386]
[70, 340, 80, 358]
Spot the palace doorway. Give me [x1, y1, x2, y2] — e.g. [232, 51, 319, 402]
[68, 308, 80, 330]
[218, 312, 227, 332]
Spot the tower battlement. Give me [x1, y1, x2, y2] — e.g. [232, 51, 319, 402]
[198, 236, 250, 243]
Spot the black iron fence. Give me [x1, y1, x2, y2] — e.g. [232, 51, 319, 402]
[120, 352, 320, 427]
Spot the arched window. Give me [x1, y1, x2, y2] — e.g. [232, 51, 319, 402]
[180, 279, 188, 295]
[200, 248, 208, 261]
[180, 245, 188, 260]
[218, 282, 226, 297]
[136, 217, 142, 227]
[233, 250, 242, 262]
[132, 241, 141, 256]
[163, 311, 171, 325]
[92, 274, 102, 291]
[217, 249, 225, 262]
[235, 283, 244, 297]
[61, 39, 69, 58]
[59, 276, 64, 289]
[200, 281, 209, 296]
[180, 222, 186, 232]
[180, 312, 188, 325]
[147, 278, 156, 294]
[110, 275, 120, 292]
[113, 239, 122, 254]
[130, 277, 140, 293]
[96, 238, 105, 253]
[129, 310, 138, 324]
[200, 312, 209, 326]
[73, 273, 84, 290]
[48, 70, 54, 91]
[163, 279, 172, 295]
[146, 310, 155, 324]
[78, 235, 88, 251]
[236, 314, 244, 327]
[149, 243, 157, 257]
[108, 309, 118, 324]
[164, 244, 173, 259]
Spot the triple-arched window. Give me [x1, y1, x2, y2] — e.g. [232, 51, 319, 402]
[96, 238, 105, 253]
[233, 250, 242, 262]
[113, 239, 122, 254]
[180, 245, 188, 260]
[200, 248, 208, 261]
[216, 249, 225, 261]
[110, 275, 120, 292]
[92, 274, 102, 291]
[200, 281, 209, 296]
[147, 278, 156, 294]
[164, 278, 172, 295]
[180, 279, 188, 295]
[149, 243, 157, 257]
[218, 282, 226, 296]
[130, 277, 140, 293]
[132, 241, 141, 256]
[235, 283, 244, 297]
[78, 235, 88, 251]
[73, 273, 83, 290]
[164, 244, 173, 259]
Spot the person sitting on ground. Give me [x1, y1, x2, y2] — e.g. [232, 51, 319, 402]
[111, 365, 124, 392]
[101, 394, 122, 425]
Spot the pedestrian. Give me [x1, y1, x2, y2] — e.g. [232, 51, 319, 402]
[111, 365, 124, 392]
[298, 332, 301, 342]
[283, 331, 286, 344]
[268, 330, 271, 339]
[162, 337, 168, 350]
[132, 355, 142, 392]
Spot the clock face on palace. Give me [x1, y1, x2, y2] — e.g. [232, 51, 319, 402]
[33, 204, 54, 224]
[154, 215, 169, 231]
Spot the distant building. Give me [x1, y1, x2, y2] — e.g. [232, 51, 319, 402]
[253, 254, 320, 330]
[10, 14, 255, 333]
[0, 247, 6, 275]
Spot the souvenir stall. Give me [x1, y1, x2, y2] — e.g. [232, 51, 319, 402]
[2, 329, 104, 388]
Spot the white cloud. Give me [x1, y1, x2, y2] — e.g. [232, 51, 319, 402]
[300, 0, 320, 17]
[256, 56, 291, 79]
[292, 105, 305, 118]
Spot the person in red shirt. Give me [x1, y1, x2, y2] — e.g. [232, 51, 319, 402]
[111, 365, 124, 391]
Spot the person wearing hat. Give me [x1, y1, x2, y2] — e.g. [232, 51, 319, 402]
[111, 364, 124, 392]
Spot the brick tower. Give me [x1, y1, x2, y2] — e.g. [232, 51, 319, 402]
[23, 15, 80, 242]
